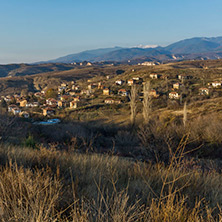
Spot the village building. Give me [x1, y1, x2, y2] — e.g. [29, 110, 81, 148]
[103, 88, 110, 95]
[86, 62, 92, 66]
[46, 98, 57, 106]
[81, 89, 91, 96]
[88, 84, 97, 90]
[139, 61, 157, 66]
[12, 107, 21, 115]
[173, 83, 181, 90]
[98, 83, 105, 89]
[212, 81, 222, 88]
[133, 77, 143, 81]
[20, 99, 28, 107]
[149, 89, 159, 98]
[8, 104, 18, 112]
[57, 101, 65, 108]
[169, 91, 180, 99]
[115, 80, 124, 85]
[199, 88, 210, 95]
[118, 89, 129, 96]
[26, 102, 39, 108]
[177, 74, 192, 81]
[72, 85, 80, 91]
[42, 107, 55, 116]
[69, 91, 76, 96]
[114, 99, 122, 104]
[127, 79, 136, 86]
[70, 101, 79, 109]
[150, 74, 161, 79]
[61, 83, 68, 88]
[104, 98, 115, 104]
[104, 98, 122, 104]
[4, 95, 14, 102]
[73, 96, 80, 102]
[60, 95, 72, 102]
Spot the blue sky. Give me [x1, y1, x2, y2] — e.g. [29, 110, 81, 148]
[0, 0, 222, 64]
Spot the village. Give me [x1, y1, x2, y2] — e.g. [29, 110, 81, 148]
[1, 68, 222, 120]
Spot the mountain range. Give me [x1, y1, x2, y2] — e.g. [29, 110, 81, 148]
[42, 36, 222, 64]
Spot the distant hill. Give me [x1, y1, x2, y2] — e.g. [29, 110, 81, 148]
[165, 37, 222, 54]
[45, 47, 123, 63]
[0, 63, 75, 78]
[40, 36, 222, 64]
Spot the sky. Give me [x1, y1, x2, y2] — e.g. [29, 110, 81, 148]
[0, 0, 222, 64]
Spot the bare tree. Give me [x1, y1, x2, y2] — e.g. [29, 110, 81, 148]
[143, 81, 152, 124]
[129, 85, 137, 125]
[183, 101, 187, 127]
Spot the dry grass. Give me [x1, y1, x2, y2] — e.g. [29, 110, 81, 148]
[0, 143, 221, 221]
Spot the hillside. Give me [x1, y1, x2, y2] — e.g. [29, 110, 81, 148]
[1, 59, 222, 220]
[0, 63, 75, 78]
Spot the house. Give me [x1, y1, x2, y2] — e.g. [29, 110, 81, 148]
[133, 77, 142, 81]
[104, 98, 115, 104]
[42, 107, 55, 116]
[115, 80, 124, 85]
[104, 98, 122, 104]
[88, 84, 97, 90]
[98, 82, 105, 89]
[72, 85, 80, 91]
[12, 107, 21, 115]
[177, 74, 192, 80]
[199, 88, 209, 95]
[81, 89, 91, 96]
[70, 101, 79, 109]
[8, 104, 18, 112]
[127, 79, 136, 86]
[173, 83, 181, 90]
[61, 83, 68, 88]
[73, 96, 80, 102]
[114, 99, 122, 104]
[150, 74, 161, 79]
[149, 89, 159, 98]
[57, 101, 65, 108]
[60, 95, 72, 102]
[46, 98, 57, 106]
[169, 92, 180, 99]
[118, 89, 129, 96]
[20, 99, 28, 107]
[212, 81, 222, 88]
[4, 95, 14, 102]
[26, 102, 39, 108]
[69, 91, 76, 96]
[103, 88, 110, 95]
[140, 61, 157, 66]
[19, 111, 30, 118]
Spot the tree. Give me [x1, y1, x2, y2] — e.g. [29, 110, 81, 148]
[142, 81, 152, 124]
[45, 88, 58, 99]
[183, 101, 187, 127]
[129, 85, 138, 126]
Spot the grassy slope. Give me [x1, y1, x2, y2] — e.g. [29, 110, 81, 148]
[0, 144, 222, 221]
